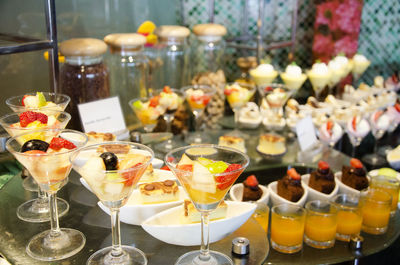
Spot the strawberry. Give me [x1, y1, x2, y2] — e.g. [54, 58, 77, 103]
[373, 110, 383, 122]
[224, 89, 233, 96]
[245, 175, 258, 187]
[265, 86, 273, 92]
[350, 158, 363, 169]
[163, 86, 172, 93]
[318, 161, 330, 170]
[123, 163, 144, 187]
[352, 116, 358, 131]
[287, 168, 300, 180]
[176, 164, 193, 171]
[326, 120, 334, 136]
[202, 95, 211, 105]
[395, 103, 400, 113]
[49, 137, 76, 151]
[35, 112, 48, 124]
[21, 95, 29, 106]
[149, 96, 159, 107]
[160, 165, 170, 171]
[216, 163, 242, 190]
[19, 111, 48, 127]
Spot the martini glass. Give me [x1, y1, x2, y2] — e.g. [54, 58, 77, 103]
[154, 87, 183, 153]
[0, 110, 71, 223]
[258, 84, 292, 125]
[362, 112, 389, 166]
[345, 116, 371, 157]
[129, 97, 162, 133]
[165, 145, 249, 265]
[6, 128, 88, 261]
[6, 92, 71, 192]
[71, 142, 154, 265]
[182, 85, 216, 144]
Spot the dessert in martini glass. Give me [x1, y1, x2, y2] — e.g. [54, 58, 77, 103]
[182, 85, 215, 143]
[6, 128, 88, 261]
[280, 63, 307, 92]
[130, 96, 163, 133]
[0, 110, 71, 223]
[258, 84, 292, 125]
[71, 142, 153, 265]
[165, 145, 249, 265]
[307, 62, 331, 101]
[346, 115, 370, 157]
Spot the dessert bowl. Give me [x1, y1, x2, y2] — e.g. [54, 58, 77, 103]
[268, 181, 308, 207]
[98, 186, 188, 225]
[229, 183, 269, 205]
[301, 174, 339, 202]
[141, 201, 256, 246]
[335, 172, 370, 197]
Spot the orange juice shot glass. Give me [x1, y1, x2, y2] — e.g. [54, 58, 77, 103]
[271, 204, 306, 254]
[369, 175, 400, 217]
[331, 194, 362, 242]
[252, 202, 269, 233]
[360, 188, 392, 235]
[304, 200, 338, 249]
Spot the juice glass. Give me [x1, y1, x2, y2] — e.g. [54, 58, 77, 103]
[271, 204, 306, 254]
[252, 202, 269, 233]
[360, 188, 391, 235]
[304, 200, 337, 249]
[369, 175, 400, 216]
[331, 194, 362, 242]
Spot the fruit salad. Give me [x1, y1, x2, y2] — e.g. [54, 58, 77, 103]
[173, 154, 244, 205]
[22, 92, 61, 110]
[264, 87, 290, 108]
[185, 88, 212, 111]
[158, 86, 182, 113]
[224, 83, 255, 109]
[75, 147, 152, 204]
[7, 92, 70, 114]
[131, 97, 163, 130]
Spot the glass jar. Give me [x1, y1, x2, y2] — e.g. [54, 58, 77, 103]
[104, 33, 149, 131]
[190, 23, 227, 129]
[60, 38, 110, 130]
[154, 25, 190, 89]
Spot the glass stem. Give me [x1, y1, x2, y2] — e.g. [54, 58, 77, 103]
[199, 212, 211, 262]
[351, 145, 356, 157]
[373, 138, 379, 154]
[193, 110, 202, 131]
[110, 208, 123, 257]
[48, 192, 61, 237]
[37, 187, 48, 204]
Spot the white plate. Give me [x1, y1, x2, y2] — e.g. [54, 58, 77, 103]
[80, 169, 176, 193]
[301, 174, 338, 202]
[229, 183, 269, 205]
[98, 186, 188, 225]
[141, 201, 255, 246]
[335, 172, 370, 197]
[268, 181, 308, 207]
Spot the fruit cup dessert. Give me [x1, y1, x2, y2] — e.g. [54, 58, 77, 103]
[347, 116, 370, 141]
[224, 83, 255, 110]
[280, 63, 307, 90]
[318, 120, 343, 147]
[6, 92, 69, 113]
[308, 161, 335, 194]
[185, 87, 212, 111]
[249, 63, 278, 86]
[277, 168, 304, 203]
[307, 62, 331, 99]
[342, 158, 369, 191]
[158, 86, 182, 114]
[242, 175, 263, 201]
[130, 96, 163, 132]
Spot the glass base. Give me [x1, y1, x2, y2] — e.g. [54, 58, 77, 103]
[22, 176, 39, 192]
[362, 225, 388, 235]
[87, 245, 147, 265]
[304, 235, 335, 249]
[271, 240, 302, 254]
[336, 232, 356, 242]
[17, 198, 69, 223]
[26, 228, 85, 261]
[154, 140, 181, 154]
[175, 250, 232, 265]
[185, 132, 212, 145]
[378, 145, 393, 157]
[361, 154, 386, 167]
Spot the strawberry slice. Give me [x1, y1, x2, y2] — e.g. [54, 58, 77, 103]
[160, 165, 170, 171]
[318, 161, 330, 170]
[287, 168, 300, 180]
[21, 95, 29, 106]
[163, 86, 172, 93]
[202, 95, 211, 105]
[245, 175, 258, 187]
[216, 164, 242, 190]
[395, 103, 400, 113]
[265, 86, 273, 92]
[49, 137, 76, 151]
[352, 116, 358, 131]
[19, 111, 48, 127]
[149, 96, 160, 107]
[326, 120, 334, 136]
[123, 162, 145, 186]
[350, 158, 363, 169]
[373, 110, 383, 122]
[176, 164, 193, 171]
[224, 89, 233, 96]
[35, 112, 48, 124]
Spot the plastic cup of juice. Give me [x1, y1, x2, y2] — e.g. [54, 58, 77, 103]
[271, 204, 306, 254]
[252, 202, 269, 233]
[360, 188, 391, 235]
[369, 174, 400, 216]
[331, 194, 362, 242]
[304, 200, 338, 249]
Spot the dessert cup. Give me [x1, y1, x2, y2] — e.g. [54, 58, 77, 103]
[6, 129, 88, 261]
[301, 174, 339, 201]
[165, 145, 249, 265]
[249, 64, 278, 87]
[280, 64, 307, 92]
[71, 142, 154, 265]
[318, 121, 343, 148]
[6, 92, 70, 113]
[182, 85, 216, 144]
[0, 110, 71, 223]
[225, 82, 256, 126]
[306, 63, 331, 101]
[129, 97, 162, 133]
[346, 116, 370, 157]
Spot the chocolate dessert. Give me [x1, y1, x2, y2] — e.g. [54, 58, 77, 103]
[309, 161, 335, 194]
[277, 168, 304, 202]
[242, 175, 263, 201]
[341, 158, 368, 191]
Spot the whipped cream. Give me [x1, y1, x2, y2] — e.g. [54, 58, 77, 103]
[370, 110, 390, 131]
[387, 106, 400, 124]
[319, 121, 343, 144]
[239, 102, 261, 124]
[253, 64, 275, 74]
[334, 55, 349, 68]
[347, 116, 370, 138]
[311, 62, 329, 75]
[285, 65, 302, 76]
[353, 54, 368, 64]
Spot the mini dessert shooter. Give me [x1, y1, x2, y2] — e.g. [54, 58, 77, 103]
[242, 175, 263, 201]
[277, 168, 304, 202]
[308, 161, 335, 194]
[342, 158, 369, 191]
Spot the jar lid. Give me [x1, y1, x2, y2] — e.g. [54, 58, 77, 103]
[193, 23, 227, 37]
[155, 25, 190, 39]
[103, 33, 146, 48]
[60, 38, 107, 57]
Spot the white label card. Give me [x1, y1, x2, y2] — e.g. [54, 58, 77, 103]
[296, 115, 318, 151]
[78, 96, 126, 133]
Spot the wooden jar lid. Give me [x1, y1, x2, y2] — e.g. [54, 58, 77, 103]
[192, 23, 227, 36]
[60, 38, 107, 56]
[155, 25, 190, 39]
[103, 33, 147, 48]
